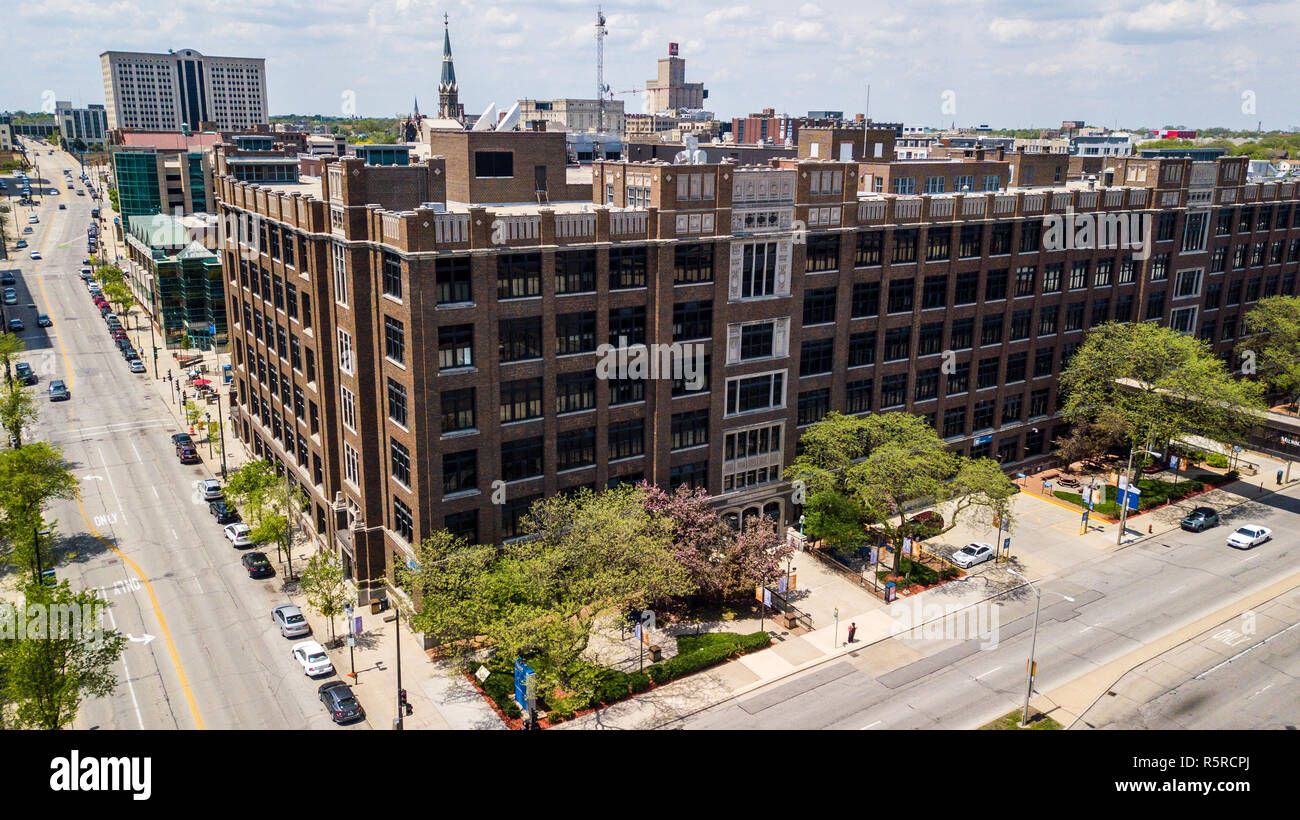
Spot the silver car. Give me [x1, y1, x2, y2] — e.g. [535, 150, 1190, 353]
[272, 604, 311, 638]
[196, 478, 222, 501]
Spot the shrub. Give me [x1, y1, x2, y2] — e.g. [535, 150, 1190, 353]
[627, 671, 651, 694]
[940, 566, 961, 580]
[592, 670, 632, 705]
[1205, 452, 1229, 468]
[1224, 470, 1240, 482]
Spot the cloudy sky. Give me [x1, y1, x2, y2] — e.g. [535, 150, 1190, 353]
[4, 0, 1298, 130]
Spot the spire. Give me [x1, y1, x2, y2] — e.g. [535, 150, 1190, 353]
[412, 96, 420, 117]
[438, 13, 460, 120]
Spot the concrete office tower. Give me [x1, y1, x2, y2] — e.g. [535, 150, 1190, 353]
[101, 48, 268, 131]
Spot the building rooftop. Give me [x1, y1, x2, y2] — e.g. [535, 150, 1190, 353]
[116, 131, 223, 151]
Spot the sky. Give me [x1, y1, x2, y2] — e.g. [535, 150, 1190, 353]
[3, 0, 1298, 131]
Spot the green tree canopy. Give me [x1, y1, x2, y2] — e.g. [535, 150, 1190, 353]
[1241, 295, 1300, 407]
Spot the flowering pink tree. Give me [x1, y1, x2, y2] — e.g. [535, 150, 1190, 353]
[724, 514, 795, 600]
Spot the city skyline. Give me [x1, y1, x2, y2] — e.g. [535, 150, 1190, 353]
[3, 0, 1298, 130]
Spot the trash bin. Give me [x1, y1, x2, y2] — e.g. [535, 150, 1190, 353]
[370, 597, 385, 614]
[647, 644, 662, 662]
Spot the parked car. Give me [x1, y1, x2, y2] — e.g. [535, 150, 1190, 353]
[14, 362, 36, 384]
[292, 641, 334, 677]
[272, 604, 311, 638]
[58, 203, 66, 210]
[2, 288, 16, 305]
[209, 499, 239, 523]
[79, 267, 93, 280]
[0, 273, 13, 285]
[951, 542, 995, 568]
[319, 681, 365, 724]
[223, 522, 253, 547]
[241, 551, 274, 578]
[196, 478, 222, 501]
[1180, 507, 1220, 532]
[127, 359, 145, 373]
[177, 442, 200, 464]
[36, 313, 51, 327]
[29, 251, 41, 260]
[171, 432, 194, 447]
[47, 380, 69, 401]
[1226, 525, 1272, 549]
[14, 239, 26, 249]
[7, 318, 23, 332]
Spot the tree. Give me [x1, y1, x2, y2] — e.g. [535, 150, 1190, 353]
[0, 443, 79, 582]
[1053, 413, 1127, 470]
[803, 488, 873, 557]
[300, 550, 350, 645]
[639, 483, 732, 599]
[224, 459, 307, 577]
[0, 333, 24, 384]
[722, 515, 793, 601]
[399, 529, 498, 656]
[0, 380, 38, 448]
[102, 279, 135, 317]
[0, 580, 127, 729]
[1241, 296, 1300, 408]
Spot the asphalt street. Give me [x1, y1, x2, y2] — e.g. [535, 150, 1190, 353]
[4, 141, 364, 730]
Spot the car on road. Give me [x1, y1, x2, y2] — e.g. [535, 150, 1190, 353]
[21, 226, 33, 234]
[319, 681, 364, 724]
[177, 442, 200, 464]
[14, 362, 36, 384]
[171, 432, 194, 447]
[196, 478, 222, 500]
[36, 313, 51, 328]
[8, 318, 24, 332]
[1226, 525, 1272, 549]
[80, 267, 93, 279]
[58, 203, 66, 210]
[951, 541, 995, 568]
[224, 523, 253, 547]
[0, 273, 12, 285]
[28, 215, 37, 224]
[272, 604, 311, 638]
[292, 641, 334, 677]
[209, 499, 239, 523]
[127, 359, 145, 373]
[2, 288, 16, 305]
[1180, 506, 1220, 532]
[241, 551, 274, 579]
[14, 239, 26, 249]
[29, 251, 41, 260]
[48, 380, 69, 401]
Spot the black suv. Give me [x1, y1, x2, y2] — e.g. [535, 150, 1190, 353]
[209, 500, 240, 523]
[319, 681, 365, 724]
[13, 362, 36, 385]
[1180, 506, 1220, 532]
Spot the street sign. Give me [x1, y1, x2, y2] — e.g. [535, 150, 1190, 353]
[475, 665, 491, 682]
[352, 615, 362, 635]
[974, 433, 993, 446]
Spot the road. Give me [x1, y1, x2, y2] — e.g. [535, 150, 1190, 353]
[670, 488, 1300, 729]
[5, 140, 363, 730]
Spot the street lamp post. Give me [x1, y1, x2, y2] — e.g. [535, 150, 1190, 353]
[394, 603, 404, 730]
[1008, 569, 1074, 727]
[216, 391, 228, 480]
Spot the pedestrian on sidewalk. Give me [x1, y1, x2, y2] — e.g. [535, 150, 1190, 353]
[847, 622, 857, 644]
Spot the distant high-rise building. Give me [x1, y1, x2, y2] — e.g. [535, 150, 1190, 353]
[55, 101, 108, 146]
[645, 45, 707, 113]
[101, 48, 268, 131]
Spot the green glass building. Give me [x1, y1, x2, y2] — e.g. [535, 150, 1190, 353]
[124, 214, 226, 351]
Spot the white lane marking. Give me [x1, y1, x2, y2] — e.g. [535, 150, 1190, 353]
[193, 576, 204, 595]
[1196, 621, 1300, 680]
[1078, 625, 1094, 634]
[1248, 683, 1273, 700]
[152, 486, 159, 500]
[974, 666, 1002, 680]
[860, 720, 882, 730]
[98, 588, 145, 730]
[130, 440, 142, 463]
[171, 529, 178, 541]
[98, 447, 128, 524]
[1167, 585, 1183, 596]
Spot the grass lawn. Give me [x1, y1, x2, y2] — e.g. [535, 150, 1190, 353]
[979, 710, 1064, 730]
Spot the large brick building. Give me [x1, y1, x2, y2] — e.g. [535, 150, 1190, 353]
[214, 132, 1300, 601]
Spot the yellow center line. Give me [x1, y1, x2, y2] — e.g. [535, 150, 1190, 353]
[30, 194, 206, 730]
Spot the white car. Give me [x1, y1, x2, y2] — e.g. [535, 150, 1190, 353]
[951, 541, 995, 568]
[223, 522, 253, 547]
[196, 478, 222, 500]
[272, 604, 311, 638]
[29, 251, 41, 260]
[1226, 525, 1271, 549]
[291, 641, 334, 677]
[128, 359, 146, 373]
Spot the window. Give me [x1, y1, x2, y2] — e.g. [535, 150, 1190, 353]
[498, 252, 542, 299]
[1091, 298, 1110, 325]
[1146, 290, 1166, 320]
[1038, 305, 1059, 335]
[343, 443, 359, 486]
[880, 373, 908, 408]
[1174, 269, 1203, 299]
[610, 247, 648, 289]
[950, 317, 975, 350]
[803, 288, 837, 324]
[331, 242, 348, 307]
[500, 378, 543, 423]
[387, 379, 407, 426]
[954, 271, 979, 305]
[972, 400, 995, 431]
[557, 429, 596, 471]
[499, 316, 543, 362]
[1015, 266, 1036, 297]
[855, 231, 883, 266]
[1002, 393, 1023, 424]
[990, 222, 1013, 255]
[797, 389, 831, 425]
[1034, 347, 1055, 378]
[985, 269, 1008, 301]
[670, 462, 708, 491]
[982, 314, 1004, 346]
[1157, 212, 1177, 242]
[1065, 301, 1086, 332]
[887, 279, 914, 313]
[384, 316, 405, 364]
[390, 439, 411, 487]
[501, 437, 544, 482]
[442, 450, 477, 495]
[1095, 259, 1112, 287]
[336, 330, 353, 374]
[609, 419, 645, 460]
[1149, 253, 1170, 281]
[943, 407, 966, 438]
[382, 251, 403, 299]
[848, 332, 876, 367]
[1182, 212, 1207, 253]
[1029, 388, 1050, 418]
[502, 493, 541, 539]
[672, 354, 710, 395]
[884, 327, 910, 361]
[892, 229, 918, 264]
[1170, 305, 1197, 335]
[977, 357, 1000, 390]
[800, 338, 834, 376]
[922, 275, 948, 309]
[444, 510, 478, 543]
[393, 499, 413, 542]
[947, 360, 970, 394]
[438, 324, 473, 370]
[1020, 221, 1041, 254]
[915, 368, 939, 401]
[1006, 351, 1027, 382]
[892, 177, 915, 195]
[608, 306, 646, 346]
[675, 244, 713, 283]
[740, 322, 775, 360]
[725, 372, 785, 415]
[806, 235, 840, 272]
[740, 242, 778, 298]
[556, 370, 596, 414]
[852, 281, 880, 317]
[556, 249, 597, 294]
[474, 150, 513, 178]
[1069, 261, 1088, 290]
[1042, 263, 1062, 293]
[555, 312, 596, 355]
[671, 409, 709, 450]
[846, 379, 873, 413]
[924, 176, 946, 194]
[926, 228, 951, 261]
[608, 376, 645, 406]
[436, 256, 472, 304]
[959, 224, 983, 258]
[920, 322, 945, 355]
[441, 388, 475, 433]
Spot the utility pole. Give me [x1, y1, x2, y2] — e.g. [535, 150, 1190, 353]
[1115, 446, 1135, 545]
[394, 603, 404, 730]
[595, 7, 607, 135]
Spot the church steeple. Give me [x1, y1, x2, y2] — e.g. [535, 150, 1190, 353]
[438, 13, 460, 121]
[412, 96, 420, 118]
